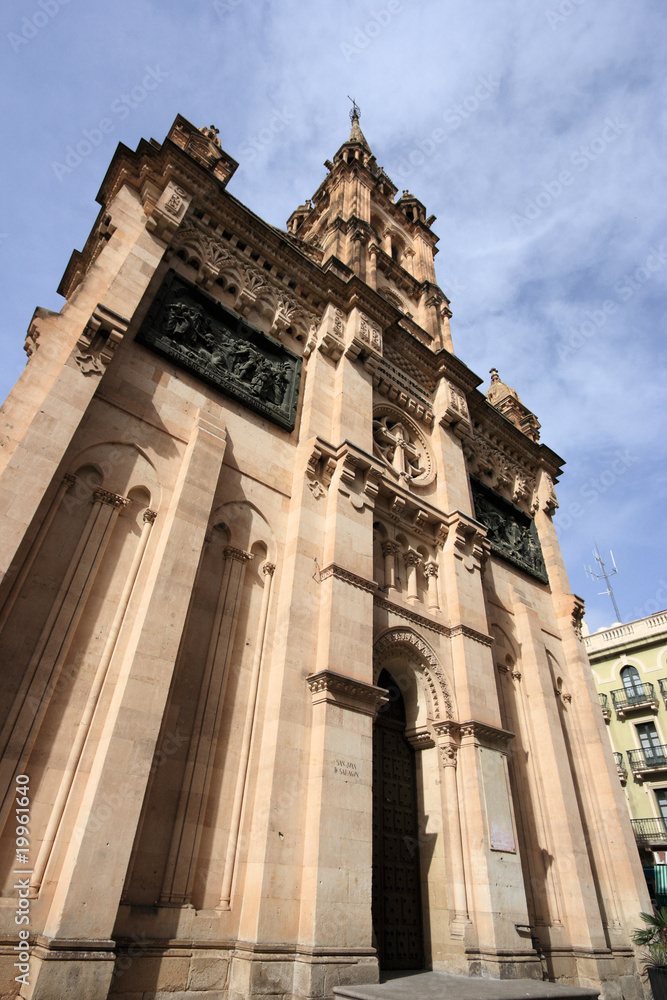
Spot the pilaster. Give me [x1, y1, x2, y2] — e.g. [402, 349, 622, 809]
[23, 408, 227, 1000]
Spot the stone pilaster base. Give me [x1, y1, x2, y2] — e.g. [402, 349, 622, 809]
[465, 947, 543, 981]
[21, 937, 116, 1000]
[542, 949, 646, 1000]
[228, 947, 378, 1000]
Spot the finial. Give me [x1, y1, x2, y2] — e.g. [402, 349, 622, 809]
[200, 124, 221, 148]
[489, 367, 500, 382]
[348, 95, 361, 122]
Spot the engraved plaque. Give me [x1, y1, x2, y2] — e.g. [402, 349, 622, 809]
[136, 270, 301, 431]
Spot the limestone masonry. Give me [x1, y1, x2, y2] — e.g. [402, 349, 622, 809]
[0, 112, 650, 999]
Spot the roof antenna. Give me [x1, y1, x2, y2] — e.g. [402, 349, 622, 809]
[585, 541, 622, 622]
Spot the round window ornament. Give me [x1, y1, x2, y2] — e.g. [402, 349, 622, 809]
[372, 405, 435, 487]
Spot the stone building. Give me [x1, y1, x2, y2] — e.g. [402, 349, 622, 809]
[587, 611, 667, 901]
[0, 111, 650, 1000]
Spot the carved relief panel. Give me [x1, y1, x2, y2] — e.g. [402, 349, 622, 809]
[136, 270, 302, 431]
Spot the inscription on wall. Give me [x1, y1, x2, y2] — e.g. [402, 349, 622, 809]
[333, 759, 360, 779]
[136, 270, 302, 431]
[471, 477, 548, 584]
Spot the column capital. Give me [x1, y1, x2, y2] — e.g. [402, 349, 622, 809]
[224, 545, 253, 564]
[306, 670, 388, 717]
[93, 488, 130, 508]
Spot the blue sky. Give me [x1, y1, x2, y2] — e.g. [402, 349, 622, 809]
[1, 0, 665, 631]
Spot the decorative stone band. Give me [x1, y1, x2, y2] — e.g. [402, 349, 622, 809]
[318, 563, 378, 594]
[459, 720, 515, 754]
[373, 595, 493, 647]
[224, 546, 254, 564]
[92, 488, 130, 509]
[307, 669, 389, 716]
[433, 719, 514, 756]
[449, 622, 494, 647]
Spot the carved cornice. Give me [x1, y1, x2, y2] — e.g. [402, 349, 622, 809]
[374, 595, 449, 636]
[93, 488, 130, 508]
[457, 720, 515, 753]
[307, 670, 388, 716]
[224, 545, 253, 564]
[319, 563, 377, 594]
[449, 623, 494, 647]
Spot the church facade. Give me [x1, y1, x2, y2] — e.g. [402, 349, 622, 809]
[0, 113, 649, 1000]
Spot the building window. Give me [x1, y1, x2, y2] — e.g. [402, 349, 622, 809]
[621, 664, 644, 699]
[637, 722, 665, 763]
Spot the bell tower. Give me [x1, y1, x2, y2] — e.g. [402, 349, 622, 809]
[287, 102, 453, 351]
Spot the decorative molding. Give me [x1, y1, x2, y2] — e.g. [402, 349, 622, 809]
[93, 488, 129, 508]
[224, 545, 253, 564]
[438, 378, 472, 439]
[374, 595, 449, 636]
[307, 670, 388, 716]
[74, 303, 129, 377]
[135, 270, 302, 431]
[449, 623, 494, 647]
[319, 563, 377, 594]
[143, 508, 158, 524]
[457, 719, 515, 753]
[373, 627, 453, 720]
[373, 403, 435, 488]
[262, 561, 276, 577]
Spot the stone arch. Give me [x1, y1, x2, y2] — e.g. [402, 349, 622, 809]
[209, 499, 276, 563]
[490, 622, 518, 669]
[67, 441, 161, 510]
[373, 627, 454, 724]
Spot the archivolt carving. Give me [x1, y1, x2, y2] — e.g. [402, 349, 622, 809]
[171, 218, 319, 341]
[373, 627, 453, 720]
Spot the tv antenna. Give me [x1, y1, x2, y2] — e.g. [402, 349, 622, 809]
[585, 542, 622, 623]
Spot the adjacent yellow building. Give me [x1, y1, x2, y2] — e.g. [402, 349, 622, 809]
[587, 611, 667, 900]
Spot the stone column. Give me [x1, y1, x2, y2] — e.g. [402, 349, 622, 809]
[367, 245, 378, 290]
[433, 723, 469, 932]
[219, 560, 275, 908]
[161, 543, 253, 906]
[403, 548, 422, 603]
[0, 487, 129, 825]
[24, 409, 227, 1000]
[423, 558, 440, 611]
[30, 507, 158, 894]
[381, 539, 399, 593]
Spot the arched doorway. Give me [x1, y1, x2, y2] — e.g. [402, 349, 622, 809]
[372, 668, 424, 970]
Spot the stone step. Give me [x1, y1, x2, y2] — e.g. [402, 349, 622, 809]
[333, 971, 600, 1000]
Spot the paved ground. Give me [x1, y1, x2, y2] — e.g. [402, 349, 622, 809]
[333, 971, 599, 1000]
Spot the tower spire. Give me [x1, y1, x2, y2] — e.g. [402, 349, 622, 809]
[346, 96, 370, 150]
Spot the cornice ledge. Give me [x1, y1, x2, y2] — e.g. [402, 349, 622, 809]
[307, 669, 389, 715]
[319, 563, 378, 594]
[449, 623, 494, 647]
[373, 595, 449, 635]
[458, 719, 515, 752]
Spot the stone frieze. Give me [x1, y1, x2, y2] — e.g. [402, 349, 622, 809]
[136, 270, 302, 430]
[470, 477, 548, 584]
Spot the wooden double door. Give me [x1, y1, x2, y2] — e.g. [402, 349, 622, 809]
[372, 668, 424, 970]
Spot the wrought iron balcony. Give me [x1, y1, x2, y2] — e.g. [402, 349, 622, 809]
[614, 751, 627, 783]
[632, 817, 667, 846]
[659, 678, 667, 706]
[627, 745, 667, 778]
[598, 692, 611, 721]
[610, 682, 659, 717]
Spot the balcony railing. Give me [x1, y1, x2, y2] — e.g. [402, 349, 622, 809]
[632, 817, 667, 846]
[599, 693, 611, 720]
[627, 745, 667, 774]
[614, 751, 628, 783]
[659, 679, 667, 705]
[610, 682, 658, 716]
